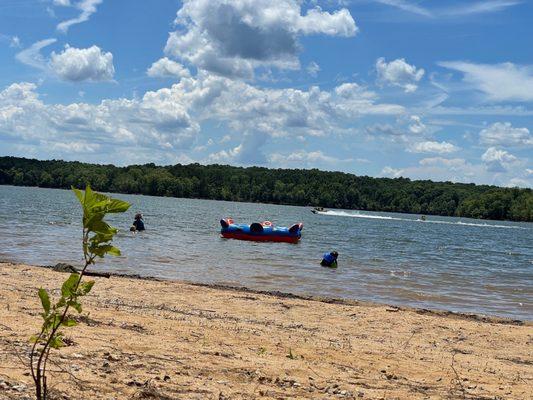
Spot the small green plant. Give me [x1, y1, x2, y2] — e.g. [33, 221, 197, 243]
[30, 185, 130, 400]
[286, 348, 297, 360]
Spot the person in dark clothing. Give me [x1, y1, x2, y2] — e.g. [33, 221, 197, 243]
[321, 251, 338, 268]
[131, 213, 145, 232]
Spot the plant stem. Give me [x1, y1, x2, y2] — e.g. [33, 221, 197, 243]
[33, 228, 94, 399]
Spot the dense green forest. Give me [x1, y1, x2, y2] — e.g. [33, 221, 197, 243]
[1, 156, 531, 222]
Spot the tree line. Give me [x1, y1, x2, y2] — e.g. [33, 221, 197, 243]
[1, 156, 531, 222]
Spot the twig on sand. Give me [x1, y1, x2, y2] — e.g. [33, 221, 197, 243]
[450, 351, 466, 399]
[308, 365, 325, 379]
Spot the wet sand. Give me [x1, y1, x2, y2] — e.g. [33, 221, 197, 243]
[0, 262, 531, 399]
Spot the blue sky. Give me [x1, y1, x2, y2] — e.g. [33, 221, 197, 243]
[0, 0, 532, 187]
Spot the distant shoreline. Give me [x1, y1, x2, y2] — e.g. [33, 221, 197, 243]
[2, 183, 532, 225]
[0, 262, 530, 399]
[2, 156, 531, 222]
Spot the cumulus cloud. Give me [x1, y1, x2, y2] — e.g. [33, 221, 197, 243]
[147, 57, 191, 79]
[438, 61, 533, 102]
[0, 81, 198, 158]
[50, 45, 114, 82]
[409, 140, 459, 154]
[269, 150, 352, 167]
[408, 115, 426, 134]
[381, 166, 404, 178]
[376, 57, 424, 92]
[0, 72, 404, 163]
[57, 0, 103, 33]
[164, 0, 357, 78]
[479, 122, 532, 147]
[481, 147, 518, 172]
[384, 154, 530, 187]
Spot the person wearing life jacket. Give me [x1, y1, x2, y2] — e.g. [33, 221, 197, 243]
[321, 251, 338, 268]
[130, 213, 145, 232]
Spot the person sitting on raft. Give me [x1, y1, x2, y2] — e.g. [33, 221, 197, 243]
[130, 213, 145, 232]
[321, 251, 338, 268]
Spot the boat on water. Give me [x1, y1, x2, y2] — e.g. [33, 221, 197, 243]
[311, 207, 326, 214]
[220, 218, 303, 243]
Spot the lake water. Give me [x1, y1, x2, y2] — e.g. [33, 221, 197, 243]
[1, 185, 531, 320]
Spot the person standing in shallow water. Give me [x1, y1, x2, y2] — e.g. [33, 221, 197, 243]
[131, 213, 145, 232]
[321, 251, 338, 268]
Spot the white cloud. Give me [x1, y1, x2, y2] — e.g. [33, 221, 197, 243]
[9, 36, 21, 48]
[164, 0, 357, 79]
[306, 61, 320, 77]
[0, 72, 404, 164]
[441, 1, 521, 16]
[409, 140, 459, 154]
[375, 0, 521, 17]
[207, 134, 267, 164]
[51, 141, 99, 153]
[147, 58, 191, 79]
[506, 177, 530, 188]
[53, 0, 71, 6]
[479, 122, 532, 147]
[481, 147, 518, 172]
[419, 157, 467, 168]
[0, 34, 21, 48]
[381, 166, 404, 178]
[389, 156, 530, 187]
[0, 81, 198, 158]
[376, 57, 424, 92]
[374, 0, 432, 17]
[269, 150, 352, 167]
[57, 0, 103, 33]
[408, 115, 426, 134]
[438, 61, 533, 102]
[15, 39, 57, 70]
[50, 45, 114, 82]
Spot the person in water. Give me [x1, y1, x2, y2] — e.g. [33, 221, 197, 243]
[321, 251, 338, 268]
[131, 213, 145, 232]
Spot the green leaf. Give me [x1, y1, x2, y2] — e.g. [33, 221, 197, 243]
[62, 319, 77, 327]
[72, 187, 84, 205]
[68, 300, 82, 313]
[106, 246, 121, 256]
[61, 273, 80, 297]
[38, 288, 50, 315]
[89, 244, 121, 258]
[107, 198, 131, 213]
[56, 297, 66, 308]
[87, 219, 113, 235]
[50, 335, 64, 349]
[80, 280, 95, 295]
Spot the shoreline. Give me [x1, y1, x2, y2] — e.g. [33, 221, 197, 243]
[3, 184, 532, 224]
[1, 262, 531, 399]
[39, 262, 530, 326]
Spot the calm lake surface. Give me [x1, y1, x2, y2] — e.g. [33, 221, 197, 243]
[1, 185, 532, 320]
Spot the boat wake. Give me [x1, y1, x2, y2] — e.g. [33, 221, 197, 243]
[315, 210, 527, 229]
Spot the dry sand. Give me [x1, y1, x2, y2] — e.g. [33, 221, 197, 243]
[0, 262, 531, 399]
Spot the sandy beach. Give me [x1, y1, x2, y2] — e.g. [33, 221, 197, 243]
[0, 262, 531, 399]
